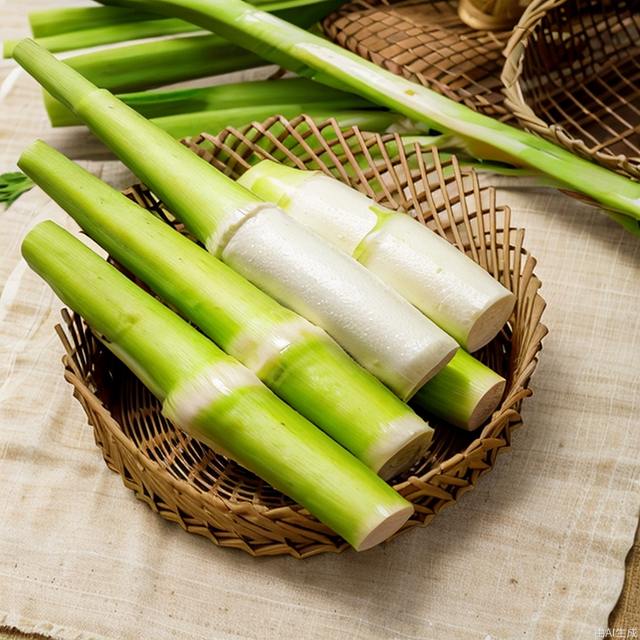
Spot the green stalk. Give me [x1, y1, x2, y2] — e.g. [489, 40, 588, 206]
[44, 33, 264, 93]
[150, 108, 402, 139]
[45, 76, 375, 127]
[14, 40, 264, 244]
[25, 223, 217, 399]
[23, 221, 413, 550]
[97, 0, 640, 233]
[29, 6, 151, 37]
[40, 33, 266, 138]
[4, 18, 200, 58]
[20, 140, 433, 478]
[413, 350, 505, 430]
[27, 0, 343, 38]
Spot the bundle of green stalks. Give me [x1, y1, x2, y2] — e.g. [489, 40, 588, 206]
[20, 139, 437, 480]
[15, 40, 464, 404]
[13, 39, 523, 547]
[43, 75, 405, 141]
[3, 0, 344, 57]
[4, 0, 350, 138]
[15, 41, 507, 432]
[23, 220, 414, 551]
[93, 0, 640, 235]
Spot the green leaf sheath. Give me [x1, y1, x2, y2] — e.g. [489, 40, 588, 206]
[95, 0, 640, 229]
[20, 141, 430, 473]
[23, 221, 412, 550]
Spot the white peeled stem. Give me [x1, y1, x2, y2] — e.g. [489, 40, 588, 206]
[218, 206, 457, 400]
[239, 163, 515, 351]
[358, 215, 515, 351]
[286, 173, 379, 255]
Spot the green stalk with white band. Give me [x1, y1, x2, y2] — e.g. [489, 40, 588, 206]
[238, 160, 515, 351]
[20, 140, 433, 478]
[23, 221, 413, 551]
[96, 0, 640, 233]
[14, 40, 458, 400]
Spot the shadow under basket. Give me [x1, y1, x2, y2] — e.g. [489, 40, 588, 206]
[502, 0, 640, 180]
[57, 116, 547, 558]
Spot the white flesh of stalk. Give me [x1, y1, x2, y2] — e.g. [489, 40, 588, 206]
[240, 166, 515, 351]
[215, 205, 458, 400]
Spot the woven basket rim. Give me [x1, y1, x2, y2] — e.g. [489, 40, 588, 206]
[57, 116, 548, 557]
[501, 0, 640, 179]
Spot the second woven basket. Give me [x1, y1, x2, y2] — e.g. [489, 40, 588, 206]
[502, 0, 640, 180]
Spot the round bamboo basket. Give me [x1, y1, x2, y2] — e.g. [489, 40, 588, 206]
[322, 0, 515, 121]
[502, 0, 640, 180]
[57, 116, 547, 558]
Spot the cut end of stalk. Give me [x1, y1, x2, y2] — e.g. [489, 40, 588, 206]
[412, 349, 505, 430]
[465, 292, 516, 352]
[404, 343, 458, 401]
[355, 503, 413, 552]
[375, 422, 433, 481]
[466, 376, 506, 431]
